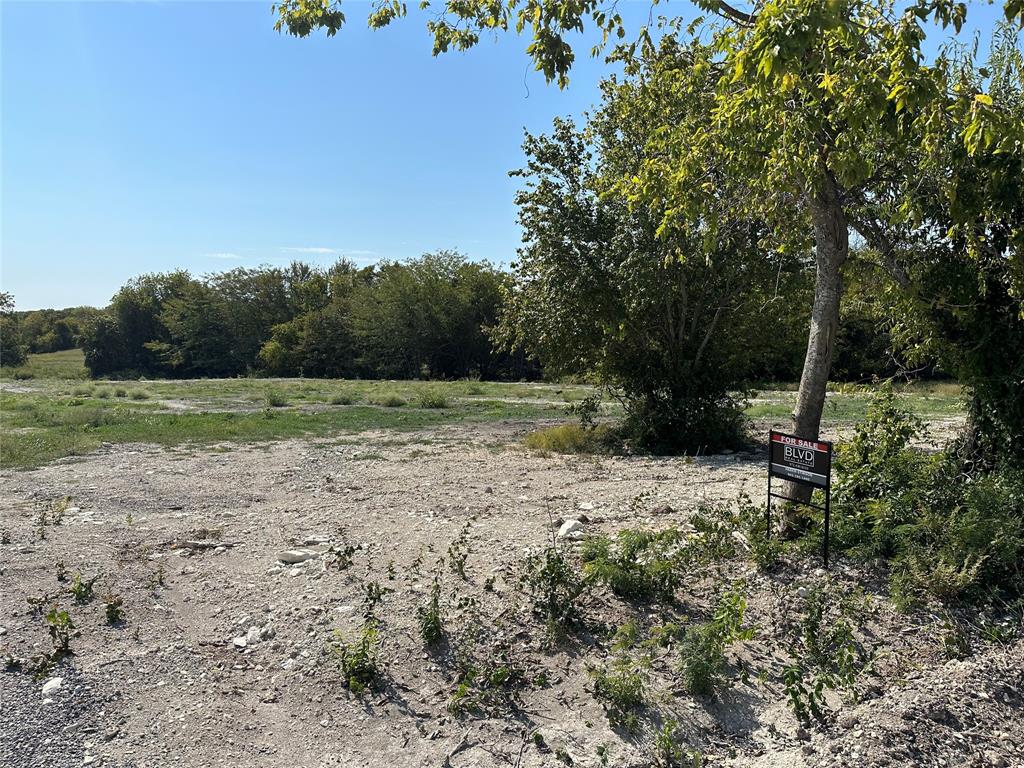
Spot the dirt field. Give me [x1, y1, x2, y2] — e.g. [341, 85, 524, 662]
[2, 413, 1021, 768]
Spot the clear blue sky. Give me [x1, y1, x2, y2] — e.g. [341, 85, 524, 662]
[1, 1, 1009, 310]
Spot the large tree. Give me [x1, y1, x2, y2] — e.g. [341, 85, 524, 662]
[275, 0, 1023, 491]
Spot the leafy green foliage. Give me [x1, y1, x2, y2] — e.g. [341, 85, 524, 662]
[679, 586, 754, 696]
[417, 572, 444, 647]
[581, 529, 685, 602]
[831, 388, 1024, 602]
[782, 587, 873, 725]
[522, 542, 585, 634]
[45, 607, 77, 655]
[590, 621, 649, 730]
[331, 581, 391, 693]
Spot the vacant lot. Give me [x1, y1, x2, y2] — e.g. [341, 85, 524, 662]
[3, 363, 1019, 768]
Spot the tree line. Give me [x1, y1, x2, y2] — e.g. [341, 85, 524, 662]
[68, 253, 535, 381]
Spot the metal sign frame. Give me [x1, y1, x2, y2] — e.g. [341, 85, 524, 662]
[766, 429, 833, 566]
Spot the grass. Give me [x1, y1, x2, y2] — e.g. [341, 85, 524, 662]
[0, 361, 966, 469]
[0, 349, 89, 380]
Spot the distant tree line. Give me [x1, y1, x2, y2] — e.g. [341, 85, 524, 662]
[76, 252, 537, 381]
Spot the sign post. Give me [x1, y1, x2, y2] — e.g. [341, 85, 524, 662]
[766, 430, 833, 566]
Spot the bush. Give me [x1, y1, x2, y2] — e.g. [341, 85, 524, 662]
[522, 542, 585, 635]
[263, 389, 288, 408]
[373, 393, 406, 408]
[330, 392, 355, 405]
[524, 424, 611, 454]
[830, 386, 1024, 602]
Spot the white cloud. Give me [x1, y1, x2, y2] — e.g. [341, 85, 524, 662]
[204, 252, 242, 260]
[280, 246, 336, 255]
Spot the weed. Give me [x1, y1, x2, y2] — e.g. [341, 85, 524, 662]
[590, 621, 648, 730]
[524, 423, 610, 454]
[448, 520, 472, 579]
[327, 539, 362, 570]
[374, 393, 406, 408]
[417, 572, 444, 647]
[95, 388, 111, 399]
[26, 591, 59, 615]
[148, 563, 166, 589]
[114, 387, 128, 398]
[782, 586, 874, 725]
[581, 528, 684, 601]
[104, 592, 126, 625]
[263, 388, 288, 408]
[331, 581, 391, 693]
[679, 585, 754, 696]
[653, 719, 688, 768]
[54, 560, 67, 582]
[69, 573, 99, 604]
[329, 393, 355, 405]
[522, 542, 584, 635]
[51, 496, 71, 524]
[45, 607, 77, 655]
[129, 390, 149, 400]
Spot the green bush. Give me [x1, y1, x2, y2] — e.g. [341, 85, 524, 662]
[373, 393, 406, 408]
[522, 543, 585, 634]
[830, 386, 1024, 602]
[263, 389, 288, 408]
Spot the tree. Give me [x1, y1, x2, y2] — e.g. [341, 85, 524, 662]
[498, 54, 807, 451]
[0, 293, 29, 368]
[274, 0, 1024, 499]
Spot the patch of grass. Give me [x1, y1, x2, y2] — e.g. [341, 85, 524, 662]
[129, 390, 149, 400]
[415, 388, 449, 409]
[524, 423, 611, 454]
[329, 392, 356, 405]
[373, 392, 407, 408]
[0, 349, 88, 380]
[263, 388, 289, 408]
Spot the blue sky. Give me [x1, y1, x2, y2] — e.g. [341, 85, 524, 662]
[1, 1, 1009, 310]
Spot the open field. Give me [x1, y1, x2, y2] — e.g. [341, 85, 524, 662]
[1, 351, 966, 470]
[3, 354, 1020, 768]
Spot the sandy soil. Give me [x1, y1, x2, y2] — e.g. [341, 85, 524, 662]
[1, 420, 1019, 768]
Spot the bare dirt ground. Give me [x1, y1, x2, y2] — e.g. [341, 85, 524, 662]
[1, 418, 1020, 768]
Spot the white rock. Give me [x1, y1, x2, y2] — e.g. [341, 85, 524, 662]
[232, 636, 247, 649]
[245, 626, 261, 645]
[276, 546, 328, 564]
[41, 677, 63, 696]
[557, 520, 584, 540]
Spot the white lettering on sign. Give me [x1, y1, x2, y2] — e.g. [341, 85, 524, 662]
[784, 445, 814, 466]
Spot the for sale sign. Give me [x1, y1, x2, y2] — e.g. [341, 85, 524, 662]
[768, 430, 832, 489]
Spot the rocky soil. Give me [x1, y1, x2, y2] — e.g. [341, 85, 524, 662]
[1, 420, 1020, 768]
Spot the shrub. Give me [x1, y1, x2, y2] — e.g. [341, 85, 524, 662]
[45, 608, 77, 655]
[113, 387, 128, 398]
[330, 393, 355, 405]
[524, 424, 610, 454]
[373, 393, 406, 408]
[95, 388, 111, 399]
[129, 390, 149, 400]
[830, 387, 1024, 602]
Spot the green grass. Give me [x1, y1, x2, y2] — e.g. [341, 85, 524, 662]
[0, 390, 563, 469]
[1, 349, 89, 380]
[0, 371, 965, 469]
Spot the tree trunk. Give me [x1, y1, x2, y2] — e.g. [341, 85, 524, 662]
[781, 176, 848, 512]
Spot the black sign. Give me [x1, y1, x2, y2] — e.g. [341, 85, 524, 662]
[766, 429, 833, 566]
[768, 431, 832, 489]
